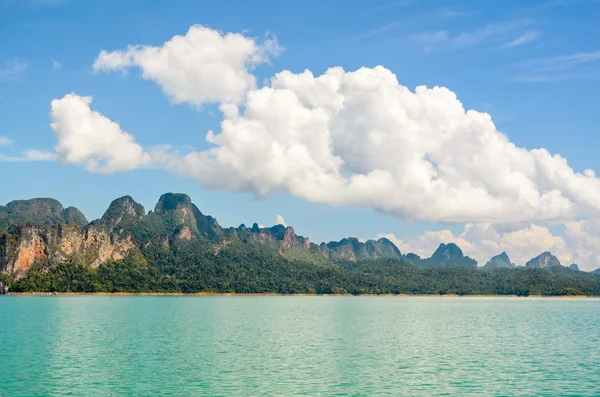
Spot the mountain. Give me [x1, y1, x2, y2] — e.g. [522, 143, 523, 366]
[484, 252, 515, 269]
[0, 193, 403, 276]
[526, 252, 562, 269]
[0, 198, 88, 231]
[569, 263, 580, 271]
[592, 268, 600, 275]
[2, 193, 600, 297]
[408, 243, 477, 268]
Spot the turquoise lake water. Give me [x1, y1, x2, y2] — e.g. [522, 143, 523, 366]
[1, 296, 599, 396]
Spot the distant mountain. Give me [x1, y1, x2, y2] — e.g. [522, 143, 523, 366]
[2, 193, 600, 296]
[407, 243, 477, 268]
[526, 252, 562, 269]
[0, 198, 87, 231]
[592, 268, 600, 275]
[484, 252, 515, 269]
[569, 264, 580, 271]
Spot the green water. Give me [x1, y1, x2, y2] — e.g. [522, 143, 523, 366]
[1, 296, 598, 396]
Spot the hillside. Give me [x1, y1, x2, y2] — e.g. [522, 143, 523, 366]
[1, 193, 599, 296]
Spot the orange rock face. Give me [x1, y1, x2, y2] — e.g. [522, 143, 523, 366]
[14, 229, 47, 273]
[2, 224, 140, 276]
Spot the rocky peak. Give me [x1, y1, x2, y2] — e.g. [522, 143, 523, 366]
[569, 263, 580, 271]
[154, 193, 192, 213]
[484, 251, 515, 269]
[432, 243, 463, 261]
[101, 196, 145, 230]
[525, 251, 562, 269]
[153, 193, 223, 240]
[414, 243, 477, 268]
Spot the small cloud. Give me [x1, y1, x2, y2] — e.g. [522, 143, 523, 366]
[51, 59, 61, 71]
[502, 30, 541, 48]
[276, 214, 287, 227]
[0, 59, 28, 82]
[414, 19, 532, 52]
[0, 149, 57, 162]
[512, 51, 600, 82]
[0, 136, 13, 146]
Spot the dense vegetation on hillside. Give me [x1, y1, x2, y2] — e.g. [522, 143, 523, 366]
[1, 194, 600, 296]
[4, 243, 599, 296]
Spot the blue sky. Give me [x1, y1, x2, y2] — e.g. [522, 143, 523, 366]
[1, 0, 600, 268]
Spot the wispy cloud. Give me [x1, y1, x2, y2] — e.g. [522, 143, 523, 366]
[354, 21, 402, 40]
[0, 136, 13, 146]
[0, 150, 57, 162]
[413, 19, 532, 52]
[502, 30, 541, 48]
[51, 59, 61, 71]
[512, 50, 600, 82]
[0, 59, 28, 82]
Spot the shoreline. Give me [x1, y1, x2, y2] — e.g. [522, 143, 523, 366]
[3, 292, 598, 298]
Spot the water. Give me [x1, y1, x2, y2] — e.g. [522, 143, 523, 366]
[1, 296, 598, 396]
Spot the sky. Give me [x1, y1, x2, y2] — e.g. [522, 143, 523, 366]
[1, 0, 600, 270]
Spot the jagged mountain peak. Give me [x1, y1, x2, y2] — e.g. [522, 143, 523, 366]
[101, 195, 145, 230]
[484, 251, 515, 269]
[525, 252, 562, 269]
[154, 193, 193, 213]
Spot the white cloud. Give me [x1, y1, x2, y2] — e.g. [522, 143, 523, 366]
[56, 63, 600, 224]
[377, 223, 575, 268]
[276, 214, 287, 227]
[93, 25, 282, 106]
[0, 136, 13, 146]
[155, 66, 600, 224]
[51, 59, 61, 71]
[502, 30, 541, 48]
[564, 220, 600, 270]
[0, 149, 57, 162]
[49, 93, 150, 173]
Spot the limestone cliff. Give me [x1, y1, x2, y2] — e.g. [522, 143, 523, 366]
[0, 223, 140, 277]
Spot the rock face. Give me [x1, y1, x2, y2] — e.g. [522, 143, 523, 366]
[569, 263, 580, 271]
[484, 252, 515, 269]
[0, 223, 140, 277]
[410, 243, 477, 268]
[526, 252, 561, 269]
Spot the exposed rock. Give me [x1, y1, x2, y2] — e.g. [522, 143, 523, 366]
[177, 225, 193, 241]
[484, 252, 515, 269]
[525, 252, 562, 269]
[0, 223, 141, 276]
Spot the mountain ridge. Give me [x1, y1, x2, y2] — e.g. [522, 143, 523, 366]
[0, 194, 594, 277]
